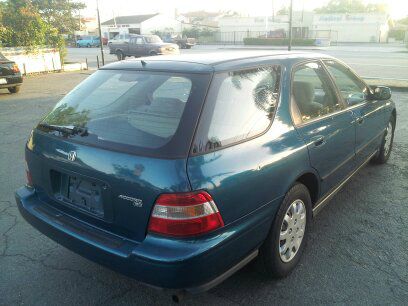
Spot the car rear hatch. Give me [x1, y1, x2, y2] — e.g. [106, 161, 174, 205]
[0, 60, 16, 76]
[26, 68, 211, 242]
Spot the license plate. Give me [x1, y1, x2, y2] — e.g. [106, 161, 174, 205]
[0, 78, 7, 85]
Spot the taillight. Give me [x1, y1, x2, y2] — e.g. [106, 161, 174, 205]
[25, 160, 33, 187]
[11, 64, 20, 73]
[148, 191, 224, 237]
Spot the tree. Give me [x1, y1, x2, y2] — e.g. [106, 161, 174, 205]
[314, 0, 388, 14]
[1, 0, 47, 47]
[0, 0, 66, 60]
[32, 0, 85, 34]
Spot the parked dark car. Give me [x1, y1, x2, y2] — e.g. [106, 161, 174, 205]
[0, 52, 23, 94]
[109, 34, 179, 60]
[163, 34, 196, 49]
[16, 52, 396, 296]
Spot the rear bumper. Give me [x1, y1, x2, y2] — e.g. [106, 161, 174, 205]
[16, 186, 277, 292]
[0, 75, 22, 88]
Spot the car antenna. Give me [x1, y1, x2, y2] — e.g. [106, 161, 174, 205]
[141, 60, 147, 67]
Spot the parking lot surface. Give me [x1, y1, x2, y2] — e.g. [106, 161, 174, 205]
[0, 72, 407, 305]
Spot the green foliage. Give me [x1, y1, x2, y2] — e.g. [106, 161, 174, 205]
[182, 27, 216, 38]
[315, 0, 388, 14]
[1, 0, 47, 48]
[0, 0, 72, 61]
[243, 38, 315, 46]
[389, 29, 405, 41]
[32, 0, 85, 34]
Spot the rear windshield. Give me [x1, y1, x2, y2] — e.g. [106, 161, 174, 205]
[40, 70, 210, 158]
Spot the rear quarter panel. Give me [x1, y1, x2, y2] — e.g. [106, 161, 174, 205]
[187, 66, 314, 227]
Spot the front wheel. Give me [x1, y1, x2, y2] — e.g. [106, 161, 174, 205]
[259, 183, 312, 278]
[371, 115, 395, 164]
[116, 51, 125, 61]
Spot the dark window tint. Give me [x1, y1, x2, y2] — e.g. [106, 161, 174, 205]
[324, 60, 368, 105]
[40, 70, 210, 157]
[193, 66, 280, 154]
[292, 62, 342, 124]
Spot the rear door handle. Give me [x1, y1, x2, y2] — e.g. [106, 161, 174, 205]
[356, 117, 364, 125]
[313, 136, 325, 147]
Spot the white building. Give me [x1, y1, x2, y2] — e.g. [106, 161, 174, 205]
[101, 14, 182, 39]
[217, 12, 314, 42]
[312, 13, 390, 43]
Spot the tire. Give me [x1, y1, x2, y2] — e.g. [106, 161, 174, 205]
[371, 114, 396, 164]
[116, 51, 125, 61]
[149, 51, 157, 56]
[87, 44, 91, 48]
[259, 183, 312, 278]
[8, 86, 21, 94]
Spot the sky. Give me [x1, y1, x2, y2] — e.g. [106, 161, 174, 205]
[83, 0, 408, 22]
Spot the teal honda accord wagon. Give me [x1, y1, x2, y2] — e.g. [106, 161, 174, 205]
[16, 52, 396, 295]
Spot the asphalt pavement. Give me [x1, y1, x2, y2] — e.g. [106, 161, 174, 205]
[0, 72, 407, 305]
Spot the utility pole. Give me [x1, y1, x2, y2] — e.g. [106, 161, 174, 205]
[96, 0, 105, 66]
[288, 0, 293, 51]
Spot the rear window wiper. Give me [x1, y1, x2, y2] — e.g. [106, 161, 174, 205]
[38, 123, 88, 136]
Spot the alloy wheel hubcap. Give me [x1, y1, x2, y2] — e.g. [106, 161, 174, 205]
[279, 199, 306, 263]
[384, 122, 393, 156]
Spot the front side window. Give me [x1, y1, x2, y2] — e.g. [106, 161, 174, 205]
[324, 60, 368, 105]
[192, 66, 281, 154]
[291, 62, 342, 124]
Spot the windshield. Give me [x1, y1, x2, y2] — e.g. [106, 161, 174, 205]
[40, 70, 210, 157]
[145, 35, 162, 44]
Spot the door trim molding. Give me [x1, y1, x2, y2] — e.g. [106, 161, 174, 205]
[312, 149, 378, 216]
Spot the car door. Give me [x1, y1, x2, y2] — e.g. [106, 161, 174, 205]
[291, 61, 355, 195]
[134, 37, 146, 56]
[323, 60, 385, 167]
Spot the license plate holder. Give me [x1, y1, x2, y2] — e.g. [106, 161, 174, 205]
[54, 174, 105, 217]
[0, 78, 7, 85]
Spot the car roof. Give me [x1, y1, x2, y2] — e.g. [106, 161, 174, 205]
[101, 51, 335, 73]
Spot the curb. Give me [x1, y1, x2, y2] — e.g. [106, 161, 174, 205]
[363, 78, 408, 91]
[63, 62, 88, 72]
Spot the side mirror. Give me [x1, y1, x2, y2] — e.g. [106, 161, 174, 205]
[369, 86, 391, 101]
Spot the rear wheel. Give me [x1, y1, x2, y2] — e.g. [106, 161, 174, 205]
[259, 183, 311, 278]
[371, 115, 395, 164]
[7, 86, 20, 93]
[8, 86, 20, 94]
[149, 51, 157, 56]
[116, 50, 125, 61]
[87, 43, 91, 48]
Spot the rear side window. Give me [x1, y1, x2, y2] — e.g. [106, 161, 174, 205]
[192, 66, 280, 154]
[40, 70, 210, 158]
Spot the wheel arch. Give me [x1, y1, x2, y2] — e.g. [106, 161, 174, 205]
[294, 171, 320, 206]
